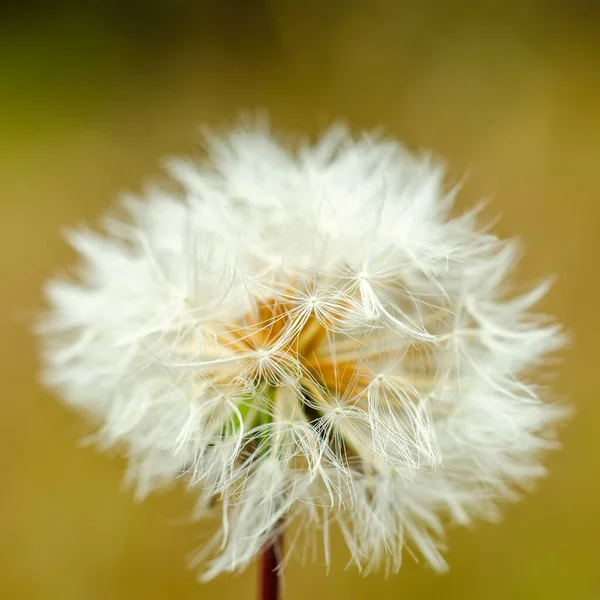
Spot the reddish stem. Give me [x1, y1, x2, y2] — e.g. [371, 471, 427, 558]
[259, 534, 282, 600]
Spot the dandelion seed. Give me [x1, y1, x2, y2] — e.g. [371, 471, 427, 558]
[37, 123, 567, 585]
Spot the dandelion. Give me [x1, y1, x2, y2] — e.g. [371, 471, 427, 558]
[38, 123, 567, 594]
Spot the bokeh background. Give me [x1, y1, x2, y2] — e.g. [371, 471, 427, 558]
[2, 1, 599, 598]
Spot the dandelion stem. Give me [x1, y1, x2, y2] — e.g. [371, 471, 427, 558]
[259, 533, 282, 600]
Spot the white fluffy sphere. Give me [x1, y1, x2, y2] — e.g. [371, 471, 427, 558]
[38, 124, 566, 580]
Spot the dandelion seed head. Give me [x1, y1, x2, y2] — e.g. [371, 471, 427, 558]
[38, 123, 567, 580]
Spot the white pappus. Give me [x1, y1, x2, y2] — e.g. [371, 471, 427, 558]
[38, 123, 567, 581]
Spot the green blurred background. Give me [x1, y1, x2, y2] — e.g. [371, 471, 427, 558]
[1, 1, 599, 598]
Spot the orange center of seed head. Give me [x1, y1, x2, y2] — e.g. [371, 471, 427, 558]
[218, 290, 373, 401]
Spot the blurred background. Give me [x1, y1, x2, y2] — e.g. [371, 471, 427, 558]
[1, 1, 599, 598]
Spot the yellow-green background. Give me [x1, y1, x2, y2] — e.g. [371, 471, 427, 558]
[1, 1, 598, 598]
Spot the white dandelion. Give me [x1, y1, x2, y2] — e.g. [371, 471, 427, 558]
[38, 123, 567, 584]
